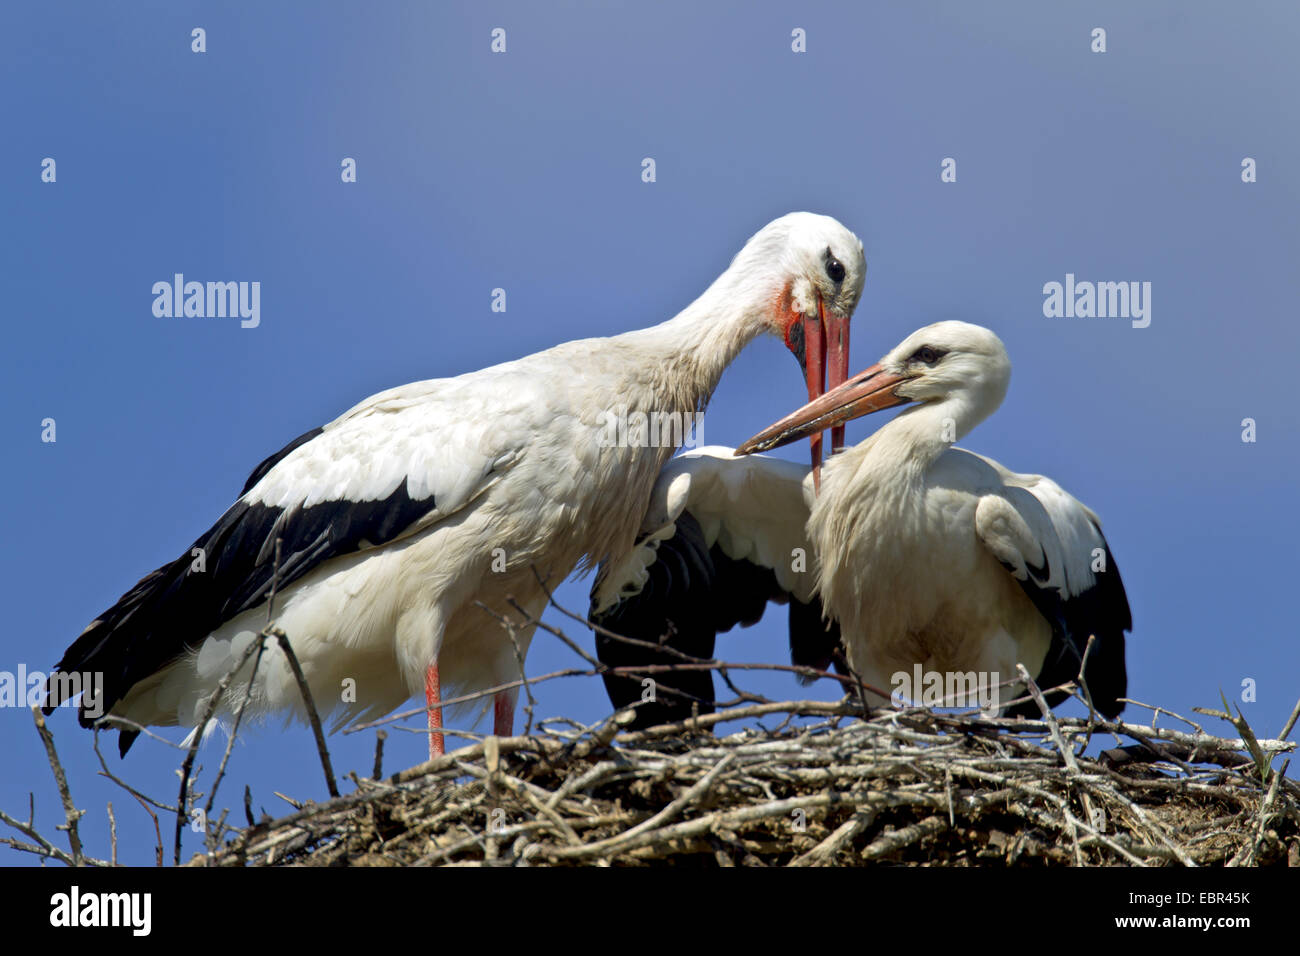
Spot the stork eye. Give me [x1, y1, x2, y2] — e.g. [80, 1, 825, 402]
[825, 256, 845, 284]
[913, 346, 944, 365]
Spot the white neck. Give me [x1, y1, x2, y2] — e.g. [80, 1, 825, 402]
[824, 371, 1007, 513]
[615, 249, 783, 412]
[556, 250, 784, 576]
[881, 383, 1000, 470]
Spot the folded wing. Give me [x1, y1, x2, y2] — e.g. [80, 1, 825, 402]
[973, 456, 1131, 718]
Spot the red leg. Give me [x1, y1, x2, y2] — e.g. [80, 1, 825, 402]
[425, 662, 444, 759]
[493, 690, 514, 738]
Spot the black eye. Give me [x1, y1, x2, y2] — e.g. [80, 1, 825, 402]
[913, 346, 944, 364]
[825, 256, 845, 284]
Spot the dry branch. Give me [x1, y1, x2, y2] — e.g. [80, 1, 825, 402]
[184, 699, 1298, 868]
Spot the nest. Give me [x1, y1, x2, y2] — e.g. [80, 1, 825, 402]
[191, 698, 1299, 867]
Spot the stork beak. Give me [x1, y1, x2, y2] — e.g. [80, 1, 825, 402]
[798, 303, 828, 485]
[823, 300, 851, 454]
[737, 361, 912, 458]
[784, 294, 852, 490]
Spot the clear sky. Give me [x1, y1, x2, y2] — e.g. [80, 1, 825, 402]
[3, 2, 1297, 866]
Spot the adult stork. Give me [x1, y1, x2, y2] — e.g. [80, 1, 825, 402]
[593, 322, 1129, 724]
[45, 212, 866, 760]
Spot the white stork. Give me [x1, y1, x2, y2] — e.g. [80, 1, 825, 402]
[46, 212, 866, 759]
[592, 322, 1129, 724]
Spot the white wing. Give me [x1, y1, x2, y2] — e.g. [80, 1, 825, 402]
[590, 446, 842, 728]
[972, 453, 1131, 714]
[49, 363, 549, 731]
[591, 446, 816, 614]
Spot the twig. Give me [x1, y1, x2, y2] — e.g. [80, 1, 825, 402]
[790, 808, 877, 866]
[272, 629, 339, 798]
[203, 631, 270, 830]
[173, 626, 266, 865]
[31, 707, 85, 865]
[107, 803, 117, 867]
[1278, 695, 1300, 743]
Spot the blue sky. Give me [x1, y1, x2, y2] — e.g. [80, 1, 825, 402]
[3, 2, 1297, 866]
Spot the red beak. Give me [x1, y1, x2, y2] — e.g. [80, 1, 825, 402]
[824, 301, 851, 453]
[737, 361, 912, 457]
[799, 307, 826, 489]
[792, 294, 851, 491]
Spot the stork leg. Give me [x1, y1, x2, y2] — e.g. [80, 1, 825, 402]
[493, 689, 515, 737]
[488, 601, 539, 739]
[425, 662, 444, 759]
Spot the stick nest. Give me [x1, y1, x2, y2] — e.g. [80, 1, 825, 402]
[190, 700, 1300, 867]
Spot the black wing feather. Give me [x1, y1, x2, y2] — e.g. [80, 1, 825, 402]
[240, 426, 324, 496]
[1003, 536, 1131, 719]
[47, 428, 435, 755]
[591, 512, 839, 729]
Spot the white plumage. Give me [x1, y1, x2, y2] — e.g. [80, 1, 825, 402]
[48, 212, 867, 758]
[591, 447, 817, 618]
[595, 322, 1130, 723]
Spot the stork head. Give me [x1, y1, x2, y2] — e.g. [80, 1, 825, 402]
[732, 212, 866, 477]
[737, 321, 1011, 457]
